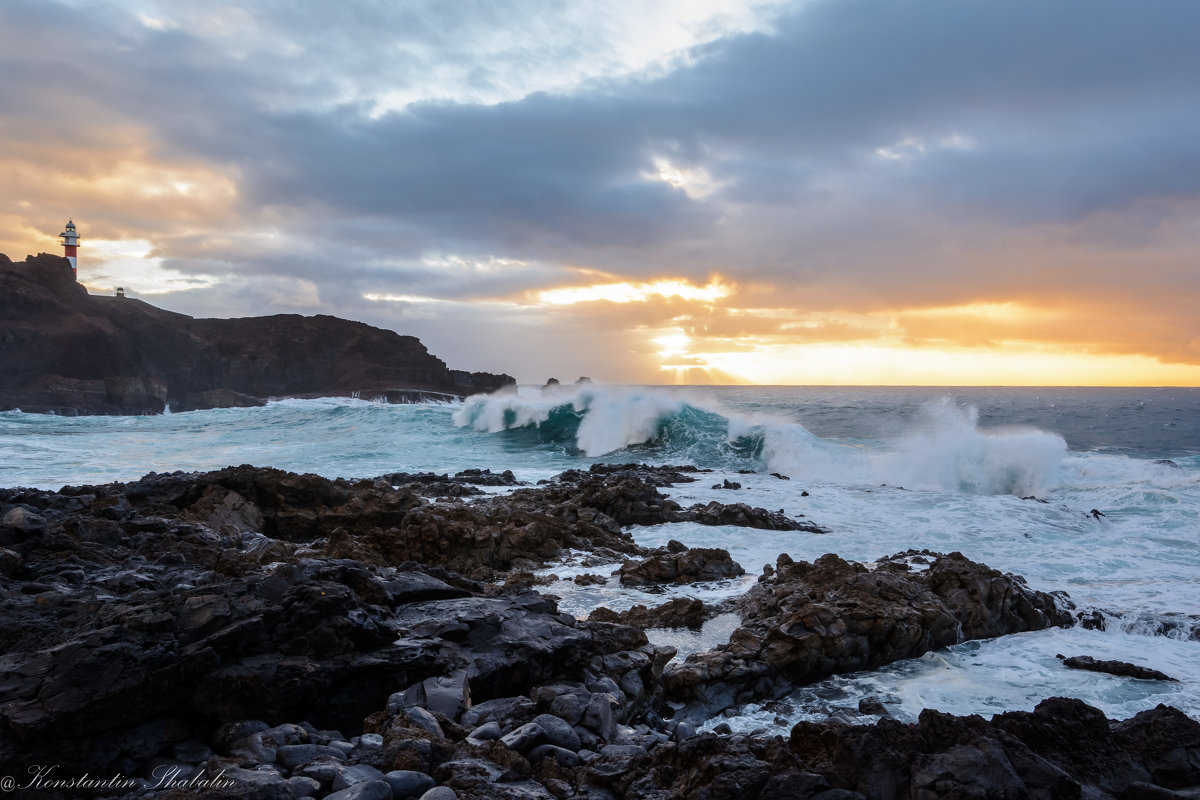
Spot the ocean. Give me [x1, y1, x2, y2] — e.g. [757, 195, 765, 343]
[2, 385, 1198, 730]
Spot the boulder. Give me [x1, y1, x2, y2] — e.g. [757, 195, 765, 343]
[618, 546, 746, 586]
[588, 597, 712, 629]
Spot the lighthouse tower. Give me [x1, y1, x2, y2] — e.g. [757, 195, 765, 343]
[58, 219, 80, 277]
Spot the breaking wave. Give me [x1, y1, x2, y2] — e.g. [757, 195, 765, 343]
[454, 388, 1076, 496]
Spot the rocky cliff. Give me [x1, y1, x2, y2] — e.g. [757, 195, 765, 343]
[0, 253, 514, 414]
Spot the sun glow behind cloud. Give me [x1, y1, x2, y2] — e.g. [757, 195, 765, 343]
[697, 344, 1200, 386]
[646, 157, 720, 199]
[535, 278, 732, 306]
[3, 0, 1198, 386]
[627, 298, 1200, 386]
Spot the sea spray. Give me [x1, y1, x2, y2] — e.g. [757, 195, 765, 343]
[456, 387, 1079, 496]
[874, 397, 1068, 495]
[454, 386, 725, 458]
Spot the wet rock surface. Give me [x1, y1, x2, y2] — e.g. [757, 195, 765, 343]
[622, 698, 1200, 800]
[0, 464, 1193, 799]
[618, 544, 746, 587]
[664, 550, 1075, 719]
[588, 598, 723, 629]
[1059, 654, 1179, 682]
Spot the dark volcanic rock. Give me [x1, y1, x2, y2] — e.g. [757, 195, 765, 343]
[664, 551, 1074, 718]
[1058, 654, 1179, 682]
[552, 462, 708, 487]
[544, 465, 817, 532]
[106, 464, 646, 579]
[0, 252, 514, 414]
[680, 500, 825, 532]
[4, 460, 810, 778]
[588, 598, 716, 629]
[619, 699, 1200, 800]
[619, 547, 746, 587]
[0, 469, 673, 779]
[1, 463, 1196, 800]
[373, 469, 525, 498]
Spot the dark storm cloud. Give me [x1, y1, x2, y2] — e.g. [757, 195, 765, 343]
[4, 0, 1200, 379]
[10, 0, 1198, 267]
[214, 0, 1200, 271]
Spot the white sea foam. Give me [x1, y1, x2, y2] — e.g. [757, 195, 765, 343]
[746, 399, 1064, 496]
[455, 387, 1075, 496]
[872, 398, 1068, 495]
[705, 626, 1200, 732]
[3, 387, 1198, 726]
[453, 390, 563, 434]
[575, 390, 686, 457]
[453, 385, 690, 456]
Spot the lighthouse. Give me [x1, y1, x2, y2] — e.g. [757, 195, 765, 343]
[58, 219, 80, 277]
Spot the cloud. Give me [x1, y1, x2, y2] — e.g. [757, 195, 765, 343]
[2, 0, 1199, 382]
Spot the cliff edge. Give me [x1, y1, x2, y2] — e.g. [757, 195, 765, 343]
[0, 253, 515, 414]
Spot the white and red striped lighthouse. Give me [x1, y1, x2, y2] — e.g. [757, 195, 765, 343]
[58, 219, 80, 277]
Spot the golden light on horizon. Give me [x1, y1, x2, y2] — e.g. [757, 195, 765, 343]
[689, 343, 1200, 386]
[535, 278, 732, 306]
[625, 297, 1200, 386]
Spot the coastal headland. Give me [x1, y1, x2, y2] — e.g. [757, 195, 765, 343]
[1, 462, 1196, 799]
[0, 253, 514, 415]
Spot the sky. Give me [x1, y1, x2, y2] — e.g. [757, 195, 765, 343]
[2, 0, 1199, 386]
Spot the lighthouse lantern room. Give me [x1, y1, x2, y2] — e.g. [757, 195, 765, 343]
[58, 219, 80, 277]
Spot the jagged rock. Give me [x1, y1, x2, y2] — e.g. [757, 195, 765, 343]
[588, 598, 712, 629]
[373, 469, 524, 498]
[617, 699, 1200, 800]
[505, 570, 558, 587]
[618, 546, 745, 586]
[390, 671, 472, 720]
[552, 463, 703, 488]
[664, 551, 1074, 717]
[681, 500, 825, 532]
[0, 474, 660, 777]
[3, 459, 1195, 800]
[1058, 654, 1179, 682]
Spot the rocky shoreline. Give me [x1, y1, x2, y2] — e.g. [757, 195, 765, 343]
[1, 464, 1196, 799]
[0, 253, 513, 415]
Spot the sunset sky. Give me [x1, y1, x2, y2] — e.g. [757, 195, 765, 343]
[2, 0, 1198, 385]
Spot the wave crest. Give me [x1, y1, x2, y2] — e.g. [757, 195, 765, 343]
[453, 388, 699, 457]
[878, 398, 1068, 496]
[456, 388, 1074, 496]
